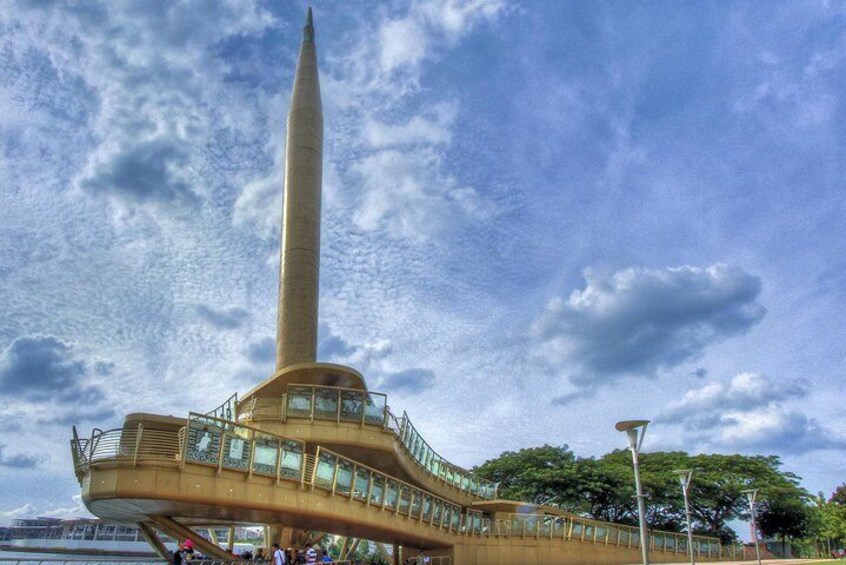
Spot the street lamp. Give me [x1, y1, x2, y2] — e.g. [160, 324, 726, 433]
[673, 469, 696, 565]
[741, 489, 763, 565]
[616, 419, 651, 565]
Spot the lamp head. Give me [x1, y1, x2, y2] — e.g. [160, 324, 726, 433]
[615, 419, 650, 432]
[741, 488, 759, 504]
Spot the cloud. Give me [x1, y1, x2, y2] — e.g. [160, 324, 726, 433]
[531, 264, 766, 391]
[1, 336, 100, 403]
[658, 373, 846, 455]
[39, 494, 91, 521]
[0, 445, 43, 469]
[691, 367, 708, 378]
[363, 102, 456, 147]
[0, 504, 36, 525]
[0, 336, 115, 422]
[350, 148, 494, 241]
[194, 304, 250, 329]
[659, 372, 808, 427]
[78, 138, 195, 205]
[378, 368, 436, 394]
[245, 337, 275, 364]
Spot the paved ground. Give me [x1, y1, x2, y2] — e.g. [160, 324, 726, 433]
[632, 559, 846, 565]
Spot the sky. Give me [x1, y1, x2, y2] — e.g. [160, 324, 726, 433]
[0, 0, 844, 531]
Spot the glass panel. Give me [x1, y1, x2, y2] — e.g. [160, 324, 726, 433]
[432, 499, 443, 526]
[287, 385, 312, 418]
[370, 475, 385, 505]
[280, 440, 303, 479]
[336, 460, 353, 496]
[222, 435, 250, 470]
[364, 393, 386, 425]
[398, 486, 411, 515]
[185, 422, 222, 464]
[410, 490, 422, 518]
[315, 451, 337, 489]
[353, 467, 370, 501]
[421, 495, 433, 521]
[572, 523, 583, 537]
[252, 438, 278, 476]
[314, 388, 339, 420]
[442, 504, 452, 529]
[340, 390, 363, 422]
[596, 527, 607, 542]
[385, 480, 399, 510]
[451, 507, 461, 530]
[472, 513, 481, 534]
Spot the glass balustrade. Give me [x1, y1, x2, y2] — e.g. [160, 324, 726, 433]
[183, 414, 304, 482]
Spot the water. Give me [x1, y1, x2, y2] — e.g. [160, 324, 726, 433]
[0, 551, 162, 564]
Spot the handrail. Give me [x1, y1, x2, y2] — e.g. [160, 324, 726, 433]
[313, 446, 465, 533]
[70, 418, 739, 557]
[205, 392, 239, 422]
[241, 384, 498, 500]
[397, 410, 498, 499]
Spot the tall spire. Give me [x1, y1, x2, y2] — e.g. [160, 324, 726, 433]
[276, 7, 323, 370]
[304, 6, 314, 43]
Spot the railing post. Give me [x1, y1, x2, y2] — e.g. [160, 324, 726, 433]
[310, 387, 316, 422]
[360, 394, 367, 428]
[366, 474, 374, 506]
[349, 464, 357, 502]
[275, 445, 283, 484]
[330, 455, 340, 495]
[336, 389, 342, 424]
[179, 419, 189, 470]
[133, 423, 143, 466]
[217, 434, 226, 474]
[247, 434, 256, 479]
[281, 393, 288, 423]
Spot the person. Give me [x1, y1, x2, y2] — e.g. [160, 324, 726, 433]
[254, 548, 266, 562]
[273, 543, 286, 565]
[172, 542, 186, 565]
[320, 549, 332, 563]
[184, 539, 194, 561]
[305, 543, 317, 564]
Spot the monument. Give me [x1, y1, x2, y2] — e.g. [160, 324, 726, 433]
[70, 10, 736, 564]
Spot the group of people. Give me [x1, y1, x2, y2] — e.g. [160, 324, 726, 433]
[271, 542, 332, 564]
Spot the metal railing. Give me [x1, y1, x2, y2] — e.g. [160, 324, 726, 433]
[237, 384, 498, 500]
[311, 446, 467, 533]
[492, 513, 733, 558]
[71, 417, 736, 558]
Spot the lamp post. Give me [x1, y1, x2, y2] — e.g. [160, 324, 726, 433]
[673, 469, 696, 565]
[616, 420, 651, 565]
[741, 489, 763, 565]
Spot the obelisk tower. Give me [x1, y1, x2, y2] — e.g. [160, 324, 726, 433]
[276, 7, 322, 370]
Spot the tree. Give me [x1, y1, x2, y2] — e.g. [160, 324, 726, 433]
[759, 497, 812, 556]
[474, 445, 577, 505]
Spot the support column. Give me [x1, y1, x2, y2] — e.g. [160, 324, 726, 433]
[136, 522, 169, 560]
[392, 542, 400, 565]
[227, 526, 235, 553]
[148, 516, 233, 560]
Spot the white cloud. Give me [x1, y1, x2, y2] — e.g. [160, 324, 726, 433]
[658, 373, 846, 455]
[532, 264, 766, 392]
[0, 504, 35, 526]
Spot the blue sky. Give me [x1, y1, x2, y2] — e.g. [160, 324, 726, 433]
[1, 0, 844, 530]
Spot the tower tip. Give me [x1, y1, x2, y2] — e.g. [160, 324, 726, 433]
[303, 6, 315, 43]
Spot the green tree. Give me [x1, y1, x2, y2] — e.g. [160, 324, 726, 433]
[758, 496, 812, 556]
[474, 445, 577, 505]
